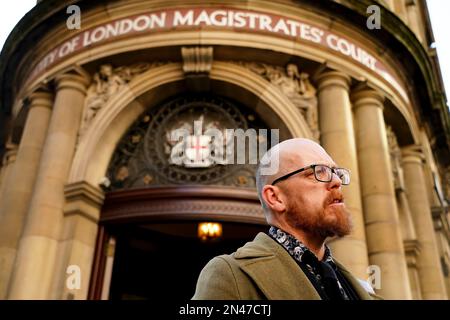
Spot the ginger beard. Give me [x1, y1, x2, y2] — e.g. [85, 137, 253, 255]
[285, 192, 353, 238]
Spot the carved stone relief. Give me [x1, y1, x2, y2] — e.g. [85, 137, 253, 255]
[235, 61, 319, 139]
[386, 125, 405, 191]
[79, 62, 166, 136]
[104, 94, 274, 191]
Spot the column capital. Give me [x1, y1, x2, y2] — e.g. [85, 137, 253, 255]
[350, 84, 385, 110]
[314, 69, 351, 92]
[404, 239, 421, 267]
[63, 181, 105, 223]
[401, 145, 425, 165]
[54, 71, 90, 95]
[28, 88, 54, 110]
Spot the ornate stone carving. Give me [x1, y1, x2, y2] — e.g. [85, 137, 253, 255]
[237, 61, 319, 139]
[79, 62, 164, 136]
[165, 113, 234, 168]
[105, 95, 273, 191]
[386, 125, 405, 191]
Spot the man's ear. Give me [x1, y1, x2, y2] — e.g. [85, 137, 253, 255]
[262, 185, 286, 214]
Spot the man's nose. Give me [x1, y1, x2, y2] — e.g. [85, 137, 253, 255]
[328, 172, 342, 189]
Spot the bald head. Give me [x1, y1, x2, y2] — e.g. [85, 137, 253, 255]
[256, 138, 336, 219]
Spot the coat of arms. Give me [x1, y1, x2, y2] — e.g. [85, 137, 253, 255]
[165, 115, 232, 168]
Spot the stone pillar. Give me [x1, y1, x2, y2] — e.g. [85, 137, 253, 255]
[351, 85, 411, 299]
[8, 72, 89, 299]
[401, 146, 448, 299]
[386, 125, 423, 299]
[397, 190, 422, 299]
[404, 239, 422, 299]
[0, 90, 53, 299]
[0, 142, 18, 214]
[52, 181, 104, 300]
[315, 70, 369, 279]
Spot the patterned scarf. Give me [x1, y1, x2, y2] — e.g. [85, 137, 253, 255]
[268, 226, 350, 300]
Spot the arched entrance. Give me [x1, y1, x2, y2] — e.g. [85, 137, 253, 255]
[89, 186, 267, 300]
[88, 93, 277, 299]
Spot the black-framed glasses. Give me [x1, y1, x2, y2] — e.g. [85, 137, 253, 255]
[271, 164, 350, 186]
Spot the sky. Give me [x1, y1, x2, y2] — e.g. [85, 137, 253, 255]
[0, 0, 449, 104]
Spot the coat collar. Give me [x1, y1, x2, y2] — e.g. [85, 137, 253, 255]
[333, 260, 373, 300]
[233, 232, 373, 300]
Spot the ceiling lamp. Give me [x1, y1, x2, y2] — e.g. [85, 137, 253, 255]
[198, 222, 223, 241]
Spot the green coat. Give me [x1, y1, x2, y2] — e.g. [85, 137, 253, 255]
[192, 232, 380, 300]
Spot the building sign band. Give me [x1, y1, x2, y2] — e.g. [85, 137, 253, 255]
[28, 7, 406, 101]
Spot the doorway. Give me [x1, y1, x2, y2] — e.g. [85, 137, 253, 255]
[106, 221, 266, 300]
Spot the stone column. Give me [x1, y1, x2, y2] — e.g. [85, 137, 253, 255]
[398, 190, 422, 299]
[52, 181, 104, 300]
[0, 142, 18, 213]
[401, 146, 448, 299]
[8, 72, 89, 299]
[351, 85, 411, 299]
[0, 90, 53, 299]
[315, 70, 369, 279]
[404, 239, 422, 299]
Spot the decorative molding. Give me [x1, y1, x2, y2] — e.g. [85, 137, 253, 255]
[27, 85, 54, 110]
[28, 91, 54, 110]
[101, 185, 265, 224]
[181, 46, 213, 74]
[63, 180, 105, 223]
[54, 71, 90, 94]
[401, 144, 425, 165]
[314, 69, 351, 92]
[350, 83, 385, 110]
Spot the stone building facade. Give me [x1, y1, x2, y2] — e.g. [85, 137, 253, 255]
[0, 0, 449, 300]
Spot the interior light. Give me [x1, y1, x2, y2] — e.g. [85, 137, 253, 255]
[198, 222, 223, 241]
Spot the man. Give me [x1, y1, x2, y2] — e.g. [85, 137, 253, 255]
[192, 138, 379, 300]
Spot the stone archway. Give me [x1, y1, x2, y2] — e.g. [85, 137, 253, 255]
[60, 61, 309, 299]
[68, 61, 311, 186]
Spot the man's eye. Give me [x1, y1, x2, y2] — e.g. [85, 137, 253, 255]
[317, 168, 326, 175]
